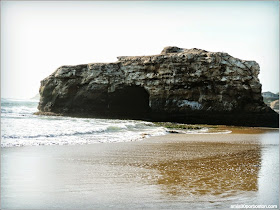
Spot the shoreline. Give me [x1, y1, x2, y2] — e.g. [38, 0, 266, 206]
[1, 124, 278, 148]
[1, 129, 279, 209]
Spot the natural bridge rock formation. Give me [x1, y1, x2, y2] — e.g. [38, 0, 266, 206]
[38, 46, 279, 127]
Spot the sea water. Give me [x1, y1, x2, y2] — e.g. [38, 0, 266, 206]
[1, 98, 233, 148]
[1, 98, 167, 147]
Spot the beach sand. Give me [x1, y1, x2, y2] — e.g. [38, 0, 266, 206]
[1, 127, 279, 209]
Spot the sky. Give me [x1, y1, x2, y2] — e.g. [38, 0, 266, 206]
[1, 1, 279, 99]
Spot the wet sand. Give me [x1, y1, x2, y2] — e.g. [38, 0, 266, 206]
[1, 128, 279, 209]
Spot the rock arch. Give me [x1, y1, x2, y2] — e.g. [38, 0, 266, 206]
[108, 86, 150, 118]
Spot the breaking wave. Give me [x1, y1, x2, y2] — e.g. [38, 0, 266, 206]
[1, 98, 231, 147]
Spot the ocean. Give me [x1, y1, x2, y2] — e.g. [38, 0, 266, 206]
[1, 98, 234, 148]
[1, 98, 167, 147]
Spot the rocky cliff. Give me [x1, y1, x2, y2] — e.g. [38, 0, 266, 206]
[262, 91, 279, 113]
[37, 46, 279, 127]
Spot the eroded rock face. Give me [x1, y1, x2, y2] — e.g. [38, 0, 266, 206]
[38, 46, 279, 127]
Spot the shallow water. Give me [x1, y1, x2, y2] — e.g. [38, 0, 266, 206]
[1, 131, 279, 209]
[1, 98, 231, 148]
[1, 98, 167, 147]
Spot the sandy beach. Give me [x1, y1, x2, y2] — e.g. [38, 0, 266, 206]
[1, 127, 279, 209]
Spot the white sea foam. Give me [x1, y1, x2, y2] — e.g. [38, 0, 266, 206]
[1, 98, 231, 148]
[1, 99, 168, 147]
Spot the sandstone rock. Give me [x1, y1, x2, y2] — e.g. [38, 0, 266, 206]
[270, 100, 279, 113]
[37, 47, 279, 127]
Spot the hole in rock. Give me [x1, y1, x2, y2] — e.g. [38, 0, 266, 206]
[108, 86, 150, 118]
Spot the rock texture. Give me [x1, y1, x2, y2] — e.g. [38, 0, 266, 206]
[270, 100, 279, 113]
[38, 46, 279, 127]
[262, 91, 279, 113]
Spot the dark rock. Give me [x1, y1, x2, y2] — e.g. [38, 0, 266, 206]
[37, 47, 279, 127]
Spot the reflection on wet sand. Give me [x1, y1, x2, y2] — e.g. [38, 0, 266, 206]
[123, 136, 264, 201]
[1, 130, 278, 209]
[148, 146, 261, 197]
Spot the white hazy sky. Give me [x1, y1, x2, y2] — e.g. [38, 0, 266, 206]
[1, 1, 279, 99]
